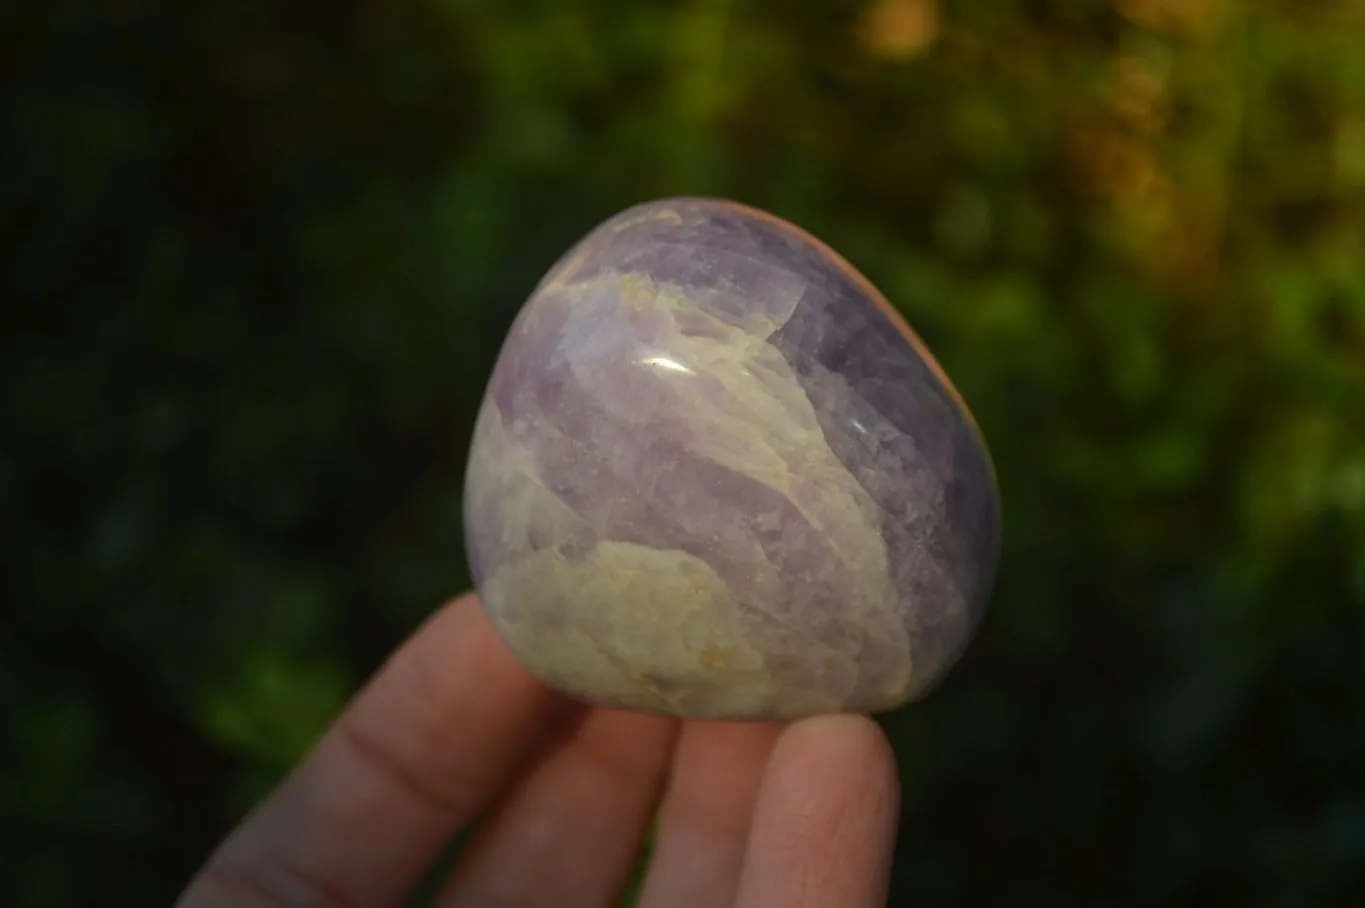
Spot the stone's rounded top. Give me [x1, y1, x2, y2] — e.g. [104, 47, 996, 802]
[546, 197, 995, 483]
[465, 196, 1001, 721]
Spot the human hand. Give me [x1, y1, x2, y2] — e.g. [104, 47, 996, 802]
[176, 593, 901, 907]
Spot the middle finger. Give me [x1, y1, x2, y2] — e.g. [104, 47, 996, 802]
[637, 720, 785, 908]
[435, 707, 679, 907]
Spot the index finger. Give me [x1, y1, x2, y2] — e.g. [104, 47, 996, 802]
[177, 592, 562, 908]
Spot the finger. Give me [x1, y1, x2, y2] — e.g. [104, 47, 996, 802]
[636, 720, 784, 908]
[177, 593, 561, 908]
[435, 708, 679, 907]
[736, 715, 900, 908]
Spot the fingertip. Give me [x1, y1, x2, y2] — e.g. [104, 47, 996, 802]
[738, 714, 901, 908]
[774, 713, 899, 789]
[767, 713, 901, 844]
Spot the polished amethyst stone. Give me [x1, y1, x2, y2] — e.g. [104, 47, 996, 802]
[464, 198, 1000, 720]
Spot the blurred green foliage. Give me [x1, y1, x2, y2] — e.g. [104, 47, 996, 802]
[4, 0, 1365, 904]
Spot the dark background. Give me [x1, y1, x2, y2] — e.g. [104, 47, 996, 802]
[5, 0, 1365, 905]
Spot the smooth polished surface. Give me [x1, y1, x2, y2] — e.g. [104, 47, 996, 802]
[464, 198, 1000, 720]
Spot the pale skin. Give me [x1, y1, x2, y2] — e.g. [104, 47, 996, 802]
[176, 593, 901, 908]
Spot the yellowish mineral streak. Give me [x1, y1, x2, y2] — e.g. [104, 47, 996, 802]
[465, 405, 592, 565]
[608, 205, 684, 234]
[485, 541, 779, 716]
